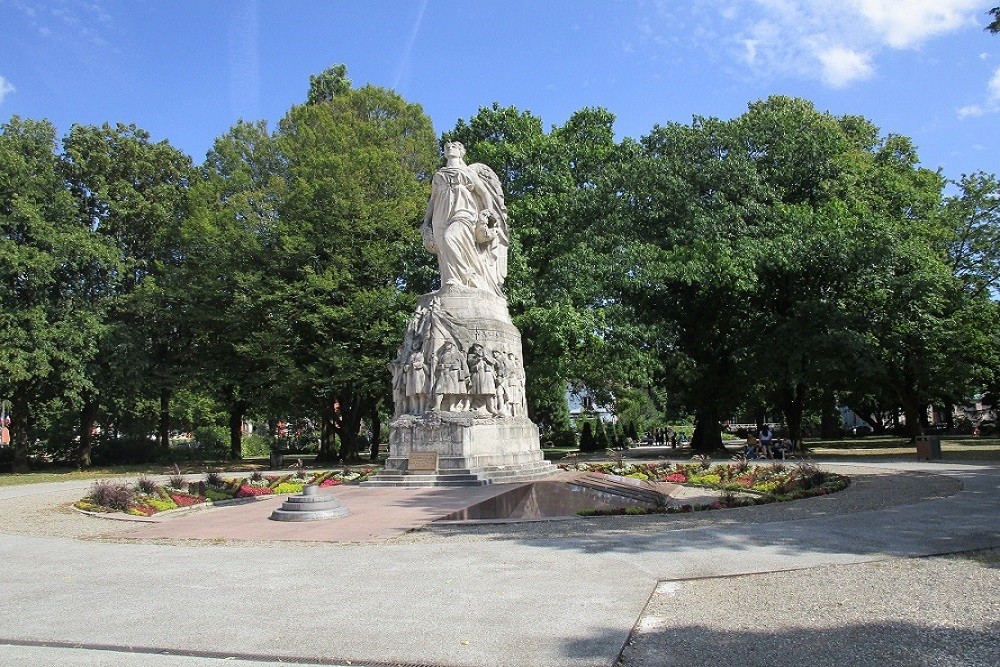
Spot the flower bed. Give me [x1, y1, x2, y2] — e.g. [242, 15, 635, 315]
[74, 466, 378, 517]
[559, 458, 849, 516]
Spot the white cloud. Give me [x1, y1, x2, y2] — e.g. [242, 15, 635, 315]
[957, 104, 986, 119]
[0, 76, 14, 105]
[853, 0, 980, 49]
[716, 0, 982, 88]
[957, 65, 1000, 119]
[988, 65, 1000, 102]
[816, 46, 874, 87]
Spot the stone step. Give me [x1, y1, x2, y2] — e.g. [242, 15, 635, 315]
[363, 462, 559, 488]
[269, 485, 350, 521]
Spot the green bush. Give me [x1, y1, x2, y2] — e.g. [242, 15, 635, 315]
[579, 421, 598, 452]
[205, 488, 232, 502]
[145, 496, 178, 512]
[241, 433, 271, 458]
[193, 425, 230, 460]
[687, 473, 722, 486]
[272, 482, 305, 495]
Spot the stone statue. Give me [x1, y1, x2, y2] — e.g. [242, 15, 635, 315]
[467, 343, 500, 416]
[421, 141, 508, 297]
[432, 340, 469, 412]
[403, 336, 429, 415]
[492, 349, 510, 416]
[369, 146, 556, 486]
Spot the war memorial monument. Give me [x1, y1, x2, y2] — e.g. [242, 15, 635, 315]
[366, 142, 556, 486]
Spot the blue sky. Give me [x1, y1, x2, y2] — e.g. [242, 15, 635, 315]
[2, 1, 999, 184]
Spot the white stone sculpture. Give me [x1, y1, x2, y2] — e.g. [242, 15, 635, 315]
[421, 141, 508, 297]
[366, 143, 555, 486]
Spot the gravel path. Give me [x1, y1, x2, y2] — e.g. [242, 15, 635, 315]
[621, 548, 1000, 667]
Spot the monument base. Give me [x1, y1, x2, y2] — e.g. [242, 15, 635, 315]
[363, 412, 558, 487]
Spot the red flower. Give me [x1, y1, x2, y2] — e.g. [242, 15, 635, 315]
[169, 493, 206, 507]
[236, 484, 273, 498]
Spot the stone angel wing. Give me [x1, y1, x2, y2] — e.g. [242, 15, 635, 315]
[468, 162, 509, 281]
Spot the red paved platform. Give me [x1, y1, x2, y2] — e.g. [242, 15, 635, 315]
[122, 483, 518, 543]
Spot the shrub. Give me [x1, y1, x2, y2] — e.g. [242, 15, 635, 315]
[193, 425, 230, 460]
[135, 475, 160, 495]
[88, 480, 134, 511]
[167, 475, 186, 490]
[753, 480, 781, 494]
[241, 433, 271, 458]
[691, 454, 712, 470]
[272, 482, 305, 495]
[687, 473, 722, 486]
[146, 497, 178, 512]
[205, 471, 225, 487]
[205, 488, 232, 502]
[579, 421, 597, 452]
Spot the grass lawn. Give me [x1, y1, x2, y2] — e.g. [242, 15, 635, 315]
[804, 436, 1000, 461]
[0, 453, 378, 488]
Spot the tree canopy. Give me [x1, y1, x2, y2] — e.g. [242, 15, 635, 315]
[2, 70, 998, 469]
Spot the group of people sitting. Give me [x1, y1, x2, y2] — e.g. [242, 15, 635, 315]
[743, 425, 793, 459]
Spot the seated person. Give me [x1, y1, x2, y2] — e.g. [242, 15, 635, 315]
[772, 438, 792, 459]
[744, 432, 759, 457]
[758, 425, 773, 457]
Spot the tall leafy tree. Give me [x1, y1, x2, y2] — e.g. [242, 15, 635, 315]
[445, 105, 645, 438]
[272, 70, 438, 461]
[0, 118, 115, 471]
[182, 119, 288, 458]
[61, 123, 193, 461]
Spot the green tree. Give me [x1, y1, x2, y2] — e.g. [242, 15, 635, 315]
[272, 73, 438, 461]
[944, 172, 1000, 299]
[594, 418, 612, 450]
[307, 64, 351, 105]
[0, 118, 115, 471]
[61, 122, 194, 462]
[445, 105, 647, 433]
[182, 119, 288, 458]
[578, 420, 596, 452]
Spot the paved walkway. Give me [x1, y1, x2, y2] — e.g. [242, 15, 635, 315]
[0, 461, 997, 667]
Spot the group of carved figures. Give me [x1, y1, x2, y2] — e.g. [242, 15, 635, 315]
[392, 336, 527, 419]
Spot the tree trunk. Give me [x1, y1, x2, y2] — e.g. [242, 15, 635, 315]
[691, 407, 723, 453]
[819, 389, 840, 440]
[370, 403, 382, 462]
[229, 400, 247, 460]
[780, 383, 807, 448]
[11, 393, 30, 474]
[78, 397, 99, 468]
[158, 388, 171, 457]
[317, 400, 339, 462]
[900, 396, 925, 438]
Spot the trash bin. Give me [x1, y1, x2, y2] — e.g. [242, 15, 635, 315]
[269, 451, 284, 469]
[915, 435, 941, 460]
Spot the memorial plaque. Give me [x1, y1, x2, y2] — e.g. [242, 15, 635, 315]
[407, 451, 438, 472]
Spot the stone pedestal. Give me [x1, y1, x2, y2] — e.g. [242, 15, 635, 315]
[365, 285, 556, 487]
[268, 485, 350, 521]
